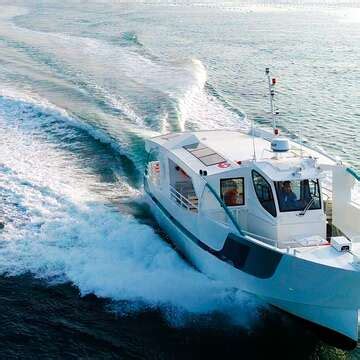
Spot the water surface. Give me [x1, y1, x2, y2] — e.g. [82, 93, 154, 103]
[0, 1, 359, 358]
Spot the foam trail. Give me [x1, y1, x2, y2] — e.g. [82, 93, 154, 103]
[162, 58, 250, 132]
[2, 6, 247, 136]
[173, 58, 208, 131]
[0, 92, 260, 327]
[2, 200, 258, 322]
[0, 6, 260, 324]
[0, 6, 249, 136]
[0, 8, 184, 135]
[0, 88, 158, 170]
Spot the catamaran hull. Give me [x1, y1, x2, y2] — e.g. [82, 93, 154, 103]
[146, 192, 360, 348]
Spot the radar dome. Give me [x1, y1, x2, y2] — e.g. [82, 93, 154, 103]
[271, 138, 290, 152]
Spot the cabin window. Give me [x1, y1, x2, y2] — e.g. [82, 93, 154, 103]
[168, 159, 198, 212]
[274, 179, 321, 212]
[252, 171, 277, 217]
[146, 148, 161, 187]
[220, 178, 245, 206]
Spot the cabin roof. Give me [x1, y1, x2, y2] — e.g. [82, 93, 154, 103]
[145, 130, 336, 179]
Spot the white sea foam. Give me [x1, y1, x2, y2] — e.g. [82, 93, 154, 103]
[0, 88, 158, 167]
[1, 6, 248, 135]
[335, 8, 360, 23]
[0, 3, 260, 326]
[0, 92, 260, 327]
[160, 57, 250, 132]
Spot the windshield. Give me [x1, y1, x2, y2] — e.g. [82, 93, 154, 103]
[274, 179, 321, 212]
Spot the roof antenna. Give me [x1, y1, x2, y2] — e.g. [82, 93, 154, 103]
[252, 118, 257, 161]
[265, 67, 279, 136]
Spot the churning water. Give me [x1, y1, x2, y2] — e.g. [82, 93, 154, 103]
[0, 1, 359, 358]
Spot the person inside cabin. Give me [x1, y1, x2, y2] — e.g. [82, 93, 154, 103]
[223, 180, 240, 206]
[279, 180, 297, 210]
[175, 165, 190, 180]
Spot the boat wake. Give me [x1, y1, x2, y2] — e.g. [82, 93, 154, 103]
[0, 91, 261, 328]
[0, 5, 249, 137]
[0, 4, 262, 328]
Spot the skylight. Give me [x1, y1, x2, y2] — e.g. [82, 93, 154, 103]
[184, 143, 226, 166]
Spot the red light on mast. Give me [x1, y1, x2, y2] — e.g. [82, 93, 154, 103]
[272, 78, 276, 85]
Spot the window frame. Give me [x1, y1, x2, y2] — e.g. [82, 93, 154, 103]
[274, 179, 322, 213]
[220, 177, 245, 207]
[252, 170, 277, 217]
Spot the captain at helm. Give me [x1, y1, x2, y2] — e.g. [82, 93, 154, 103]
[275, 179, 321, 212]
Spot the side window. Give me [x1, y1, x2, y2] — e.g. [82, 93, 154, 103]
[252, 170, 276, 217]
[220, 178, 245, 206]
[146, 148, 161, 187]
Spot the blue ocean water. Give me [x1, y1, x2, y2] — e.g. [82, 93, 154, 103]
[0, 1, 359, 358]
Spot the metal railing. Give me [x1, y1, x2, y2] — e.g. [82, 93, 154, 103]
[203, 182, 245, 237]
[203, 182, 332, 249]
[347, 167, 360, 182]
[322, 183, 360, 208]
[203, 183, 280, 247]
[169, 185, 198, 212]
[241, 229, 277, 247]
[322, 185, 332, 201]
[226, 209, 277, 246]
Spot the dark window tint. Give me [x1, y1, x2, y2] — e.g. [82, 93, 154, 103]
[220, 178, 245, 206]
[252, 171, 276, 217]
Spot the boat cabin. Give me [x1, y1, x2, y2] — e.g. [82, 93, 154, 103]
[144, 129, 360, 250]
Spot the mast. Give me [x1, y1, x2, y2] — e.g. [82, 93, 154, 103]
[265, 67, 278, 135]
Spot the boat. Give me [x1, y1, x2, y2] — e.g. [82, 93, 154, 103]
[143, 68, 360, 348]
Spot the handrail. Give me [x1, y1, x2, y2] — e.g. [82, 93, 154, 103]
[204, 182, 281, 246]
[241, 229, 277, 246]
[169, 185, 198, 211]
[325, 168, 360, 204]
[347, 167, 360, 182]
[322, 186, 332, 203]
[322, 185, 332, 194]
[203, 182, 245, 237]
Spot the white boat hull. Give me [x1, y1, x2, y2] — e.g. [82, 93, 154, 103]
[146, 192, 360, 347]
[268, 298, 358, 343]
